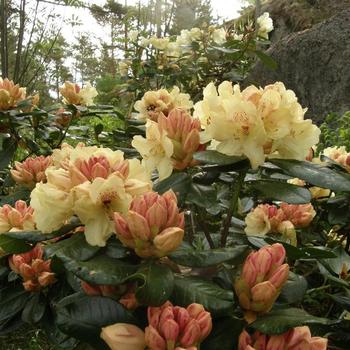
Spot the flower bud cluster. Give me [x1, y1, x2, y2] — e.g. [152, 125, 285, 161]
[245, 203, 316, 245]
[9, 244, 56, 292]
[234, 243, 289, 323]
[114, 190, 184, 257]
[145, 301, 212, 350]
[239, 326, 327, 350]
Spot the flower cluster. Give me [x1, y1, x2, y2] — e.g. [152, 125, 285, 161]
[322, 146, 350, 172]
[234, 243, 289, 323]
[11, 155, 52, 188]
[59, 81, 98, 106]
[239, 326, 327, 350]
[114, 190, 184, 257]
[132, 109, 201, 179]
[194, 81, 320, 169]
[145, 301, 212, 350]
[9, 245, 56, 292]
[0, 78, 26, 111]
[134, 86, 193, 122]
[30, 143, 152, 247]
[81, 281, 138, 309]
[0, 200, 35, 233]
[257, 12, 274, 39]
[245, 203, 316, 245]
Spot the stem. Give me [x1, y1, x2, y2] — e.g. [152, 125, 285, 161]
[220, 171, 246, 247]
[196, 209, 215, 249]
[306, 285, 331, 294]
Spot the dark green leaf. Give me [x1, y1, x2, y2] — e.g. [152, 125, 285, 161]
[105, 238, 129, 259]
[130, 263, 174, 306]
[186, 183, 217, 208]
[44, 233, 100, 262]
[248, 180, 312, 204]
[328, 294, 350, 311]
[250, 308, 337, 334]
[64, 255, 137, 285]
[172, 275, 234, 317]
[0, 137, 17, 171]
[193, 150, 245, 166]
[270, 159, 350, 192]
[0, 235, 31, 254]
[169, 245, 248, 267]
[22, 293, 46, 324]
[153, 172, 191, 201]
[56, 294, 137, 349]
[209, 46, 240, 54]
[279, 272, 308, 304]
[255, 50, 277, 70]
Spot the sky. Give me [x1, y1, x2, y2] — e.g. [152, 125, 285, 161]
[54, 0, 247, 45]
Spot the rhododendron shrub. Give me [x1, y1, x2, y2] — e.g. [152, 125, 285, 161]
[0, 27, 349, 349]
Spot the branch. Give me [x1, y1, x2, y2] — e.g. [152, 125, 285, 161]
[14, 0, 26, 82]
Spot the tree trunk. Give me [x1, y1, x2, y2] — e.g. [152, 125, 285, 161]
[0, 0, 8, 78]
[14, 0, 26, 82]
[155, 0, 162, 37]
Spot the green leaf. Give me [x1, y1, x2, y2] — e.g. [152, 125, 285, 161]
[186, 183, 217, 208]
[21, 293, 46, 324]
[209, 46, 240, 54]
[193, 150, 245, 166]
[0, 235, 31, 254]
[153, 172, 191, 201]
[250, 308, 337, 334]
[202, 316, 244, 350]
[130, 263, 174, 306]
[0, 137, 17, 171]
[255, 50, 277, 70]
[172, 275, 234, 317]
[329, 294, 350, 311]
[44, 233, 100, 262]
[247, 180, 312, 204]
[104, 238, 130, 259]
[279, 272, 308, 304]
[56, 294, 137, 349]
[169, 245, 248, 267]
[64, 255, 137, 285]
[0, 285, 30, 323]
[269, 159, 350, 192]
[318, 246, 350, 276]
[4, 222, 80, 243]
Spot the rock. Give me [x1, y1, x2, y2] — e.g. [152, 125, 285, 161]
[245, 9, 350, 123]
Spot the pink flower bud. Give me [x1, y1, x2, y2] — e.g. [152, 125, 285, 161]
[179, 319, 201, 347]
[238, 329, 252, 350]
[153, 227, 184, 257]
[250, 281, 277, 312]
[101, 323, 146, 350]
[145, 325, 167, 350]
[161, 318, 179, 344]
[268, 264, 289, 289]
[266, 335, 286, 350]
[280, 203, 315, 228]
[173, 307, 191, 332]
[11, 156, 52, 188]
[309, 337, 328, 350]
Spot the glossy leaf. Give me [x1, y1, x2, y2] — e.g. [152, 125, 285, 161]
[153, 172, 191, 201]
[0, 235, 31, 254]
[193, 150, 245, 166]
[56, 294, 137, 349]
[279, 272, 308, 304]
[130, 263, 174, 306]
[169, 245, 248, 267]
[247, 180, 312, 204]
[63, 254, 137, 285]
[250, 308, 337, 334]
[186, 183, 217, 208]
[270, 159, 350, 192]
[172, 275, 234, 317]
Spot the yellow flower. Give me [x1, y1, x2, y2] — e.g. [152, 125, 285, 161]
[30, 182, 73, 233]
[149, 37, 169, 50]
[257, 12, 274, 39]
[134, 86, 193, 122]
[211, 28, 226, 44]
[59, 81, 98, 106]
[0, 78, 26, 111]
[132, 120, 174, 180]
[195, 81, 267, 169]
[73, 174, 132, 247]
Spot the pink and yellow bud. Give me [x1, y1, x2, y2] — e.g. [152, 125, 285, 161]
[280, 203, 316, 228]
[239, 327, 327, 350]
[59, 81, 97, 106]
[234, 244, 289, 323]
[0, 200, 35, 233]
[145, 301, 212, 350]
[158, 109, 201, 170]
[9, 245, 56, 292]
[0, 78, 26, 110]
[11, 155, 52, 188]
[114, 190, 184, 257]
[101, 323, 146, 350]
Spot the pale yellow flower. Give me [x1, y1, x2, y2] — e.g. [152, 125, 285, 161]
[211, 28, 226, 45]
[30, 182, 73, 233]
[287, 178, 306, 187]
[149, 37, 169, 50]
[257, 12, 274, 39]
[245, 206, 271, 236]
[60, 81, 98, 106]
[132, 120, 174, 180]
[0, 78, 26, 111]
[118, 61, 130, 77]
[73, 174, 132, 247]
[129, 30, 139, 42]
